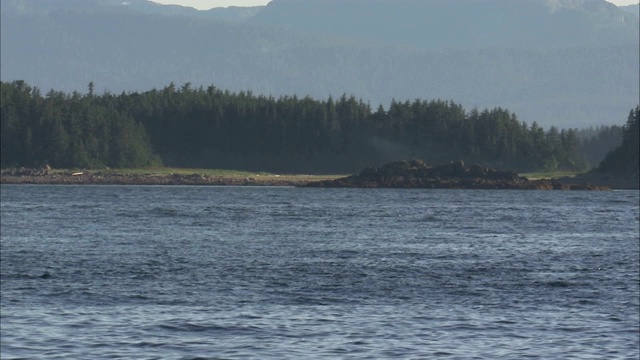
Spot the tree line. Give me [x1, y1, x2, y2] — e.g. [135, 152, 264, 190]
[1, 81, 158, 169]
[0, 80, 632, 173]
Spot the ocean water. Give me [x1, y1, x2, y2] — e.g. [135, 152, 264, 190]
[1, 185, 638, 359]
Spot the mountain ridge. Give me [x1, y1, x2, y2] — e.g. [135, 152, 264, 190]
[251, 0, 639, 50]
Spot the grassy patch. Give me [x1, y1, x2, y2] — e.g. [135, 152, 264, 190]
[93, 167, 260, 177]
[50, 167, 345, 182]
[520, 170, 580, 180]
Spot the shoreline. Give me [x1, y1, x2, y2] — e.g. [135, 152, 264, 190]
[2, 173, 633, 190]
[554, 174, 639, 191]
[1, 166, 636, 190]
[0, 172, 338, 187]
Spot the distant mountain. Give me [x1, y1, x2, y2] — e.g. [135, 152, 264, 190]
[619, 3, 639, 17]
[1, 0, 638, 128]
[0, 0, 264, 20]
[251, 0, 639, 50]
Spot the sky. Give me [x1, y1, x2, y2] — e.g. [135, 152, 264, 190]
[151, 0, 640, 10]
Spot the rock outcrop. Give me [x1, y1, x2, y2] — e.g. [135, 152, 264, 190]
[304, 160, 609, 190]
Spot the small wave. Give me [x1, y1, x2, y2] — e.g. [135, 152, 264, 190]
[432, 351, 454, 356]
[132, 341, 165, 348]
[69, 203, 101, 210]
[285, 295, 347, 306]
[557, 326, 586, 333]
[606, 198, 634, 204]
[158, 323, 215, 332]
[2, 272, 54, 280]
[20, 204, 56, 212]
[157, 321, 264, 335]
[540, 280, 574, 288]
[422, 215, 441, 222]
[150, 207, 180, 217]
[115, 211, 140, 218]
[576, 299, 598, 306]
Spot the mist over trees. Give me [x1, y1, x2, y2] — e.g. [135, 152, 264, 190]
[577, 125, 623, 168]
[4, 80, 633, 174]
[594, 106, 640, 179]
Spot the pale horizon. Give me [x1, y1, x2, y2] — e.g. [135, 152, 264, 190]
[152, 0, 640, 10]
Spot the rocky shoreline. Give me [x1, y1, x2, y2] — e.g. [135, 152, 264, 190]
[2, 161, 634, 190]
[0, 167, 329, 187]
[303, 160, 612, 190]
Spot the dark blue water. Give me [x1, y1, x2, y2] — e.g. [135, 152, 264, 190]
[1, 185, 638, 359]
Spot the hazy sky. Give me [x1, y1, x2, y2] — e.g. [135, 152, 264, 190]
[152, 0, 269, 8]
[151, 0, 639, 10]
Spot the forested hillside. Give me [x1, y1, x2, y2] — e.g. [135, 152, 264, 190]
[594, 106, 640, 179]
[1, 0, 638, 128]
[2, 80, 614, 174]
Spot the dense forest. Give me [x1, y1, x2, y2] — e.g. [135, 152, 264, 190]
[0, 80, 632, 174]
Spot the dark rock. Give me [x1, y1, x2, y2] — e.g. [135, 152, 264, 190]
[303, 160, 609, 190]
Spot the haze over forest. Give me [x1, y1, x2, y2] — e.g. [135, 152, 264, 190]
[1, 0, 638, 129]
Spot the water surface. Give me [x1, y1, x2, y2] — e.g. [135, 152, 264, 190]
[1, 185, 638, 359]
